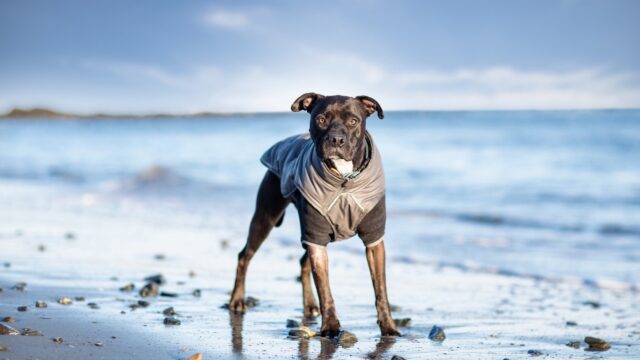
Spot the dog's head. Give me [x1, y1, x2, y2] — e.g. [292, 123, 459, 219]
[291, 93, 383, 164]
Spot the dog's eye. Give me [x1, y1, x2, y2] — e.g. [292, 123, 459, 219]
[316, 116, 326, 124]
[348, 118, 359, 126]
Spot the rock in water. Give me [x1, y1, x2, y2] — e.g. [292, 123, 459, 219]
[52, 337, 64, 344]
[394, 318, 412, 327]
[192, 289, 202, 297]
[338, 331, 358, 346]
[57, 297, 73, 305]
[12, 282, 27, 291]
[137, 300, 150, 308]
[88, 302, 100, 309]
[35, 301, 48, 308]
[428, 325, 446, 341]
[1, 317, 15, 323]
[163, 307, 176, 316]
[75, 296, 85, 302]
[20, 328, 43, 336]
[119, 283, 135, 292]
[0, 323, 20, 335]
[566, 341, 581, 349]
[17, 306, 28, 312]
[144, 274, 166, 285]
[139, 283, 159, 297]
[160, 291, 178, 298]
[0, 345, 7, 351]
[527, 349, 543, 356]
[286, 319, 300, 328]
[244, 296, 259, 308]
[164, 317, 181, 325]
[565, 321, 577, 326]
[187, 353, 203, 360]
[585, 336, 610, 352]
[288, 326, 316, 339]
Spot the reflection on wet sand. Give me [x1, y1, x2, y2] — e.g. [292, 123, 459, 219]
[294, 334, 397, 360]
[229, 312, 244, 355]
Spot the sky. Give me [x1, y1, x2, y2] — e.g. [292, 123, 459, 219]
[1, 0, 639, 113]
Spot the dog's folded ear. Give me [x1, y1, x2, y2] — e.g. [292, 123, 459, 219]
[356, 96, 384, 119]
[291, 92, 324, 113]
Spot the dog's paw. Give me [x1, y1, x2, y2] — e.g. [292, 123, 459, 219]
[227, 298, 246, 314]
[320, 318, 341, 338]
[303, 305, 320, 318]
[380, 326, 401, 337]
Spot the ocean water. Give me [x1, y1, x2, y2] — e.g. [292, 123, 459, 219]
[1, 110, 639, 287]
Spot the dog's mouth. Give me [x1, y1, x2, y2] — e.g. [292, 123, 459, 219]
[327, 157, 354, 175]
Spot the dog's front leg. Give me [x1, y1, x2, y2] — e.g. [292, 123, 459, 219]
[307, 244, 341, 337]
[366, 240, 401, 336]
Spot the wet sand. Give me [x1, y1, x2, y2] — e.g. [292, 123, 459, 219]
[1, 184, 639, 359]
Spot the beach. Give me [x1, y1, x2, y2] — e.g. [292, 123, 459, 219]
[1, 111, 639, 359]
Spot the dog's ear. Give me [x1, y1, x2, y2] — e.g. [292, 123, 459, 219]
[291, 92, 324, 113]
[356, 95, 384, 119]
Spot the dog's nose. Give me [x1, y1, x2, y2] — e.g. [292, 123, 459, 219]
[330, 134, 346, 147]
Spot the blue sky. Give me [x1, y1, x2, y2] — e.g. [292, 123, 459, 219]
[1, 0, 639, 113]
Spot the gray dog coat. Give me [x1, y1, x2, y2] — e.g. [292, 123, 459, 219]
[260, 132, 385, 245]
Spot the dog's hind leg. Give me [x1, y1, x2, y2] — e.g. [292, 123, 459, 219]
[229, 171, 289, 313]
[300, 250, 320, 318]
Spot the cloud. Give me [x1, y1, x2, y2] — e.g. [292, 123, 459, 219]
[203, 9, 249, 30]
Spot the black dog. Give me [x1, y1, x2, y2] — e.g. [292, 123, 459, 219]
[229, 93, 400, 337]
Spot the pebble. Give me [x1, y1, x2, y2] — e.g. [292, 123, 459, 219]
[428, 325, 446, 341]
[164, 317, 181, 326]
[58, 297, 73, 305]
[11, 282, 27, 291]
[187, 353, 202, 360]
[154, 254, 166, 261]
[244, 296, 259, 308]
[160, 291, 178, 298]
[527, 350, 543, 356]
[95, 341, 104, 347]
[286, 319, 300, 328]
[288, 326, 316, 339]
[65, 232, 75, 240]
[163, 307, 176, 316]
[137, 300, 150, 308]
[394, 318, 411, 327]
[88, 302, 100, 309]
[0, 324, 20, 335]
[585, 336, 610, 352]
[20, 328, 43, 336]
[1, 317, 15, 323]
[566, 321, 578, 326]
[75, 296, 85, 302]
[52, 337, 64, 344]
[192, 289, 202, 297]
[391, 356, 406, 360]
[338, 330, 358, 346]
[566, 341, 581, 349]
[139, 283, 159, 297]
[35, 301, 48, 308]
[17, 306, 28, 312]
[144, 274, 166, 285]
[37, 244, 46, 252]
[582, 301, 601, 309]
[119, 283, 135, 292]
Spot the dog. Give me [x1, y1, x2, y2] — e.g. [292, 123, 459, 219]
[228, 93, 400, 337]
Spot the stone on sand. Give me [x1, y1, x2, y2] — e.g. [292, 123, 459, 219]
[164, 317, 181, 325]
[288, 326, 316, 339]
[35, 301, 48, 308]
[11, 282, 27, 291]
[428, 325, 446, 341]
[286, 319, 300, 328]
[17, 306, 28, 312]
[0, 323, 20, 335]
[585, 336, 610, 351]
[52, 337, 64, 344]
[1, 317, 15, 323]
[566, 341, 581, 349]
[163, 307, 176, 316]
[119, 283, 135, 292]
[394, 318, 411, 327]
[20, 328, 43, 336]
[139, 282, 159, 297]
[144, 273, 166, 285]
[0, 345, 7, 351]
[57, 297, 73, 305]
[527, 349, 542, 356]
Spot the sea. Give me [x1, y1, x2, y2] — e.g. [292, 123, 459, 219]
[1, 110, 638, 288]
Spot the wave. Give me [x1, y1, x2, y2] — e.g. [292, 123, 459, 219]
[391, 208, 639, 238]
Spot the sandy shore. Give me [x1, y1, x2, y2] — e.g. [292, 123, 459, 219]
[1, 183, 639, 359]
